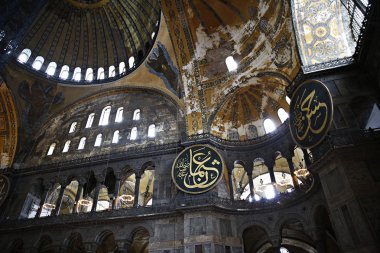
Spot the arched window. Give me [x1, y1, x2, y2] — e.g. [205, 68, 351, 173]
[285, 96, 291, 104]
[32, 56, 44, 70]
[46, 62, 57, 76]
[112, 130, 119, 144]
[148, 124, 156, 138]
[133, 109, 140, 121]
[119, 62, 126, 74]
[264, 119, 276, 133]
[225, 56, 238, 72]
[109, 65, 116, 78]
[279, 247, 289, 253]
[78, 137, 86, 150]
[69, 122, 77, 133]
[59, 65, 70, 80]
[72, 67, 81, 81]
[94, 134, 102, 147]
[130, 127, 138, 140]
[128, 56, 135, 69]
[277, 108, 289, 123]
[85, 68, 94, 81]
[17, 49, 31, 63]
[63, 140, 71, 153]
[97, 67, 105, 80]
[47, 143, 56, 156]
[115, 107, 123, 123]
[151, 32, 156, 39]
[99, 106, 111, 126]
[86, 113, 95, 128]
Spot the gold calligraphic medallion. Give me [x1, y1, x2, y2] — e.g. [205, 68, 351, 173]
[172, 145, 225, 194]
[0, 174, 10, 207]
[289, 80, 333, 148]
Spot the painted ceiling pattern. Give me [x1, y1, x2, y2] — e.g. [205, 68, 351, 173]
[162, 0, 300, 137]
[292, 0, 356, 66]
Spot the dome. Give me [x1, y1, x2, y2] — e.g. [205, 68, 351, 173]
[15, 0, 161, 84]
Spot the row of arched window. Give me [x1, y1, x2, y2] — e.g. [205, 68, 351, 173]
[17, 49, 136, 82]
[47, 125, 156, 156]
[68, 108, 140, 135]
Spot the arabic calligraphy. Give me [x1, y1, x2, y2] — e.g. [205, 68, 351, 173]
[290, 80, 333, 148]
[172, 145, 224, 194]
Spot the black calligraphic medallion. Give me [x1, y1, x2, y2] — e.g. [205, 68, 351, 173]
[0, 174, 10, 207]
[289, 80, 333, 148]
[172, 145, 225, 194]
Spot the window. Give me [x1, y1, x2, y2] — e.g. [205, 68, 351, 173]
[286, 96, 291, 104]
[69, 122, 77, 133]
[277, 108, 289, 123]
[112, 130, 119, 144]
[128, 56, 135, 69]
[148, 124, 156, 138]
[130, 127, 138, 140]
[97, 67, 105, 80]
[151, 32, 156, 39]
[119, 62, 126, 74]
[72, 67, 81, 81]
[17, 49, 31, 63]
[279, 247, 289, 253]
[46, 62, 57, 76]
[99, 106, 111, 126]
[47, 143, 56, 156]
[86, 113, 95, 128]
[63, 140, 71, 153]
[225, 56, 238, 72]
[133, 109, 140, 121]
[59, 65, 70, 80]
[94, 134, 102, 147]
[264, 119, 276, 133]
[109, 65, 116, 78]
[115, 107, 123, 123]
[32, 56, 44, 70]
[85, 68, 94, 81]
[78, 137, 86, 150]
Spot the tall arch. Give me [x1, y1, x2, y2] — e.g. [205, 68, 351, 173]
[64, 232, 86, 253]
[95, 230, 117, 253]
[128, 227, 150, 253]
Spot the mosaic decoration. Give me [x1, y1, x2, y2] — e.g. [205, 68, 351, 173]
[172, 145, 225, 194]
[162, 0, 300, 136]
[146, 42, 181, 97]
[0, 81, 18, 169]
[292, 0, 356, 67]
[0, 174, 10, 207]
[289, 80, 333, 148]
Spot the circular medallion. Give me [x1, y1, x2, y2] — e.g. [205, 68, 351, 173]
[172, 145, 225, 194]
[0, 174, 10, 207]
[289, 80, 333, 148]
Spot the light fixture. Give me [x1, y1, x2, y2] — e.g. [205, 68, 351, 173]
[119, 194, 134, 203]
[77, 199, 92, 207]
[294, 168, 310, 178]
[42, 203, 56, 210]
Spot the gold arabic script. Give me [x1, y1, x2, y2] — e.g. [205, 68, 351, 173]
[175, 147, 221, 190]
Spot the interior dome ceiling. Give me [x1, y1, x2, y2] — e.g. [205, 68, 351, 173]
[16, 0, 161, 83]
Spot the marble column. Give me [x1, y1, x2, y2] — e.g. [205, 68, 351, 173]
[133, 175, 141, 207]
[53, 184, 67, 216]
[73, 183, 84, 214]
[35, 185, 50, 218]
[91, 182, 101, 212]
[112, 178, 121, 210]
[286, 157, 300, 191]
